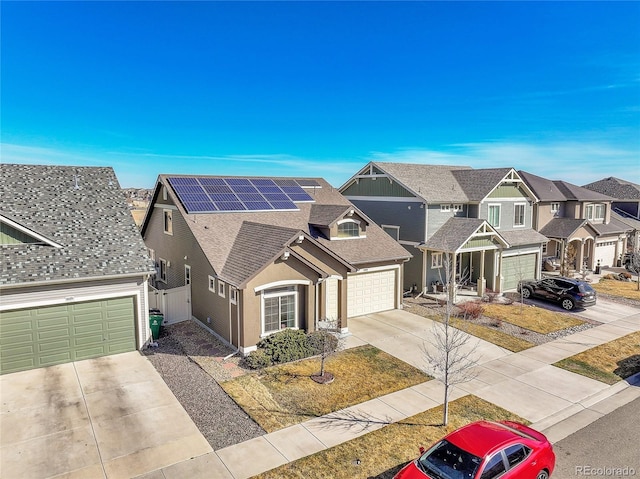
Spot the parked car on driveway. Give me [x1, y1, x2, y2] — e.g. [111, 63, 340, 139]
[517, 277, 596, 311]
[394, 420, 555, 479]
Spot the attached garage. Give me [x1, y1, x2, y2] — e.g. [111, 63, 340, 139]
[594, 241, 616, 268]
[347, 268, 397, 318]
[502, 253, 537, 290]
[0, 296, 137, 374]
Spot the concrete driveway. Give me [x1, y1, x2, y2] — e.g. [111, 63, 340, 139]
[521, 296, 640, 325]
[0, 351, 212, 479]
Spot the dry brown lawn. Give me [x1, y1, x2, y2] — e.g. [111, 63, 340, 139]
[592, 279, 640, 301]
[448, 316, 535, 352]
[221, 345, 430, 432]
[253, 395, 528, 479]
[554, 331, 640, 384]
[481, 303, 585, 334]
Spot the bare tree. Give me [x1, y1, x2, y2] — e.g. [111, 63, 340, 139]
[311, 317, 345, 384]
[423, 254, 479, 426]
[627, 252, 640, 291]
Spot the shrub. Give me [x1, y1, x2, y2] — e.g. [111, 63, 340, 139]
[307, 330, 339, 355]
[458, 301, 485, 320]
[244, 349, 271, 369]
[257, 329, 312, 365]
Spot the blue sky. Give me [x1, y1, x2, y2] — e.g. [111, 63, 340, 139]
[2, 1, 639, 188]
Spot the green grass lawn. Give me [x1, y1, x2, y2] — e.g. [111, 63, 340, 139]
[253, 395, 529, 479]
[554, 331, 640, 384]
[221, 345, 431, 432]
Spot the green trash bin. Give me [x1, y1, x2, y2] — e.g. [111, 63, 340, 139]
[149, 309, 163, 340]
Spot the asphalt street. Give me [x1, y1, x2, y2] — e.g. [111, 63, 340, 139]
[553, 397, 640, 479]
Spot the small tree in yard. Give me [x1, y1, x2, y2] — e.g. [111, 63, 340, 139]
[423, 254, 479, 426]
[628, 252, 640, 291]
[309, 317, 344, 384]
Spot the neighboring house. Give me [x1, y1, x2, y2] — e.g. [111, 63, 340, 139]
[583, 177, 640, 252]
[339, 163, 547, 295]
[140, 175, 410, 355]
[519, 171, 631, 269]
[0, 164, 155, 375]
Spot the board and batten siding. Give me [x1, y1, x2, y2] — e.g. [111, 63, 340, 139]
[0, 277, 150, 348]
[342, 177, 415, 197]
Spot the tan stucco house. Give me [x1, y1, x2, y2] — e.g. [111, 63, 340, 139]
[140, 175, 410, 355]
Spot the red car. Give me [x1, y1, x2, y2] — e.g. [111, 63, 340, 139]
[394, 420, 555, 479]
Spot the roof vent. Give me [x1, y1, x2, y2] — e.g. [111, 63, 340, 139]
[74, 175, 80, 190]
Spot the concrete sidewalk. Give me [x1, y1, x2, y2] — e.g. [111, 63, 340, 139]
[137, 306, 640, 479]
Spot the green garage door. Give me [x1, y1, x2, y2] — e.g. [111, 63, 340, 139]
[502, 254, 537, 291]
[0, 296, 136, 374]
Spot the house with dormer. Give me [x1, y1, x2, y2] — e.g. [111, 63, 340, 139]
[519, 171, 632, 269]
[339, 163, 547, 296]
[140, 175, 410, 355]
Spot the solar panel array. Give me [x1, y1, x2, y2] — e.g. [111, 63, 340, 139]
[167, 177, 316, 214]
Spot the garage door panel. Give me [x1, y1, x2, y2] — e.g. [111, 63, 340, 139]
[1, 296, 136, 374]
[502, 254, 536, 291]
[347, 269, 396, 318]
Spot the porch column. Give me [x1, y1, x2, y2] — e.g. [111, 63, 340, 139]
[450, 253, 457, 303]
[577, 239, 586, 272]
[495, 250, 503, 293]
[477, 249, 486, 296]
[422, 248, 428, 294]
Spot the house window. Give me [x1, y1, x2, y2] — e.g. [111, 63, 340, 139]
[159, 258, 167, 283]
[184, 265, 191, 285]
[218, 280, 226, 298]
[514, 203, 526, 227]
[382, 225, 400, 241]
[230, 287, 238, 304]
[208, 275, 216, 292]
[337, 220, 359, 238]
[148, 248, 155, 261]
[263, 286, 297, 334]
[542, 243, 548, 254]
[452, 204, 463, 212]
[163, 209, 173, 235]
[551, 202, 560, 213]
[488, 204, 501, 228]
[432, 252, 443, 269]
[440, 204, 451, 212]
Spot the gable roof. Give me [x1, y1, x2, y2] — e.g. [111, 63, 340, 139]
[539, 218, 597, 239]
[348, 162, 532, 203]
[1, 164, 155, 287]
[612, 211, 640, 231]
[583, 177, 640, 201]
[423, 218, 509, 252]
[519, 171, 613, 202]
[145, 175, 410, 287]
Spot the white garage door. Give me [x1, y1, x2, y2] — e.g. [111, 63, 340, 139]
[594, 242, 616, 268]
[347, 269, 396, 318]
[502, 254, 537, 291]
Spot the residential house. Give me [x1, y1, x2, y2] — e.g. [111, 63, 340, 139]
[0, 164, 155, 374]
[583, 177, 640, 253]
[519, 171, 631, 269]
[339, 163, 547, 296]
[140, 175, 410, 355]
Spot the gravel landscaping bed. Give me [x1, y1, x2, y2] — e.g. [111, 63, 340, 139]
[404, 296, 599, 346]
[143, 321, 265, 450]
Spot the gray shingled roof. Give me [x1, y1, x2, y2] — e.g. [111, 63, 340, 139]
[308, 204, 355, 227]
[452, 168, 513, 201]
[424, 218, 489, 252]
[371, 162, 472, 203]
[539, 218, 592, 239]
[590, 217, 632, 236]
[583, 177, 640, 201]
[150, 176, 411, 287]
[499, 229, 549, 247]
[612, 211, 640, 230]
[1, 164, 155, 286]
[519, 171, 613, 202]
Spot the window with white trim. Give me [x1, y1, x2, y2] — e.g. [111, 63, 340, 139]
[337, 220, 360, 238]
[514, 203, 526, 227]
[585, 203, 605, 221]
[488, 204, 501, 228]
[184, 265, 191, 285]
[218, 280, 226, 298]
[163, 209, 173, 235]
[453, 204, 463, 212]
[432, 252, 443, 269]
[551, 202, 560, 213]
[208, 276, 216, 292]
[440, 204, 451, 212]
[230, 286, 238, 304]
[263, 286, 297, 334]
[159, 258, 167, 283]
[148, 248, 155, 261]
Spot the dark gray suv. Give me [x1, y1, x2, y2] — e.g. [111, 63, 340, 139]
[518, 277, 597, 311]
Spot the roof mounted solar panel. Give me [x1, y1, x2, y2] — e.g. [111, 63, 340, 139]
[295, 179, 321, 187]
[288, 192, 314, 202]
[270, 200, 297, 210]
[199, 178, 227, 186]
[243, 201, 273, 210]
[182, 201, 217, 213]
[215, 201, 247, 211]
[250, 178, 277, 187]
[274, 179, 298, 187]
